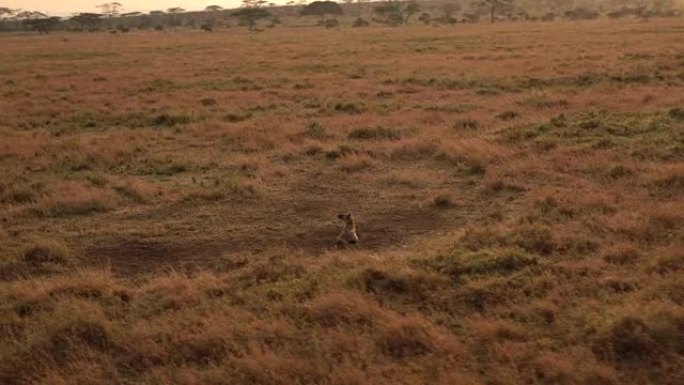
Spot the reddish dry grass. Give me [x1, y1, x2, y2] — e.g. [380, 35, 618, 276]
[0, 18, 683, 385]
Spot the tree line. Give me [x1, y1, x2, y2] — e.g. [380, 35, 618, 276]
[0, 0, 681, 34]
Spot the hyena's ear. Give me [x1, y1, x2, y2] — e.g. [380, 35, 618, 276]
[338, 213, 347, 220]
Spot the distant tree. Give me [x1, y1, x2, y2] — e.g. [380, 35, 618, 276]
[476, 0, 513, 23]
[96, 2, 123, 17]
[24, 16, 61, 33]
[0, 7, 15, 18]
[165, 7, 185, 27]
[243, 0, 269, 8]
[324, 18, 339, 28]
[301, 1, 343, 25]
[564, 7, 599, 20]
[233, 1, 271, 31]
[441, 3, 461, 19]
[13, 9, 58, 33]
[203, 5, 225, 29]
[373, 1, 420, 26]
[13, 10, 47, 20]
[540, 12, 555, 22]
[71, 13, 104, 30]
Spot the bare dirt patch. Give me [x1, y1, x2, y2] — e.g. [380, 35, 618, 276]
[85, 195, 468, 275]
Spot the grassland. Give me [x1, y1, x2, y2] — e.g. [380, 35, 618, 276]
[1, 19, 683, 385]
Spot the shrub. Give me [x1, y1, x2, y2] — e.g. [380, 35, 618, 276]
[200, 97, 217, 106]
[304, 121, 326, 139]
[512, 224, 556, 255]
[593, 317, 664, 364]
[23, 239, 72, 266]
[609, 165, 633, 179]
[377, 317, 437, 359]
[334, 102, 364, 114]
[353, 17, 370, 27]
[0, 184, 37, 204]
[151, 113, 192, 127]
[325, 19, 340, 29]
[453, 118, 480, 130]
[497, 110, 520, 121]
[50, 320, 111, 361]
[349, 126, 401, 141]
[668, 107, 684, 121]
[223, 112, 253, 122]
[432, 193, 457, 208]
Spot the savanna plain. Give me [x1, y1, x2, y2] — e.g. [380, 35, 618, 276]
[1, 19, 683, 385]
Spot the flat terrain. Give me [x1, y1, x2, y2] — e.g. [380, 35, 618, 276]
[1, 19, 683, 385]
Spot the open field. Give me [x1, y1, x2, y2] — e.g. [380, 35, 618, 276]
[1, 19, 683, 385]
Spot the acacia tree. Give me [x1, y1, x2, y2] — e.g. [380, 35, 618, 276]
[166, 7, 185, 27]
[233, 0, 270, 30]
[203, 5, 224, 28]
[96, 2, 123, 17]
[71, 12, 104, 30]
[13, 9, 54, 33]
[301, 1, 343, 25]
[373, 1, 420, 26]
[0, 7, 15, 18]
[477, 0, 513, 23]
[13, 10, 47, 20]
[25, 16, 61, 33]
[0, 7, 12, 30]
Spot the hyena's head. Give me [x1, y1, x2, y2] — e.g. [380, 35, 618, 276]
[337, 213, 354, 225]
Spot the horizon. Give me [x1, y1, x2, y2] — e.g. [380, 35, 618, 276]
[4, 0, 684, 17]
[1, 1, 261, 16]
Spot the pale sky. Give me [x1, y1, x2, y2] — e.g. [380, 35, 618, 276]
[2, 1, 253, 15]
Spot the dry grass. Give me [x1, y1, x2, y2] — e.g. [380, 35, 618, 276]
[0, 18, 683, 385]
